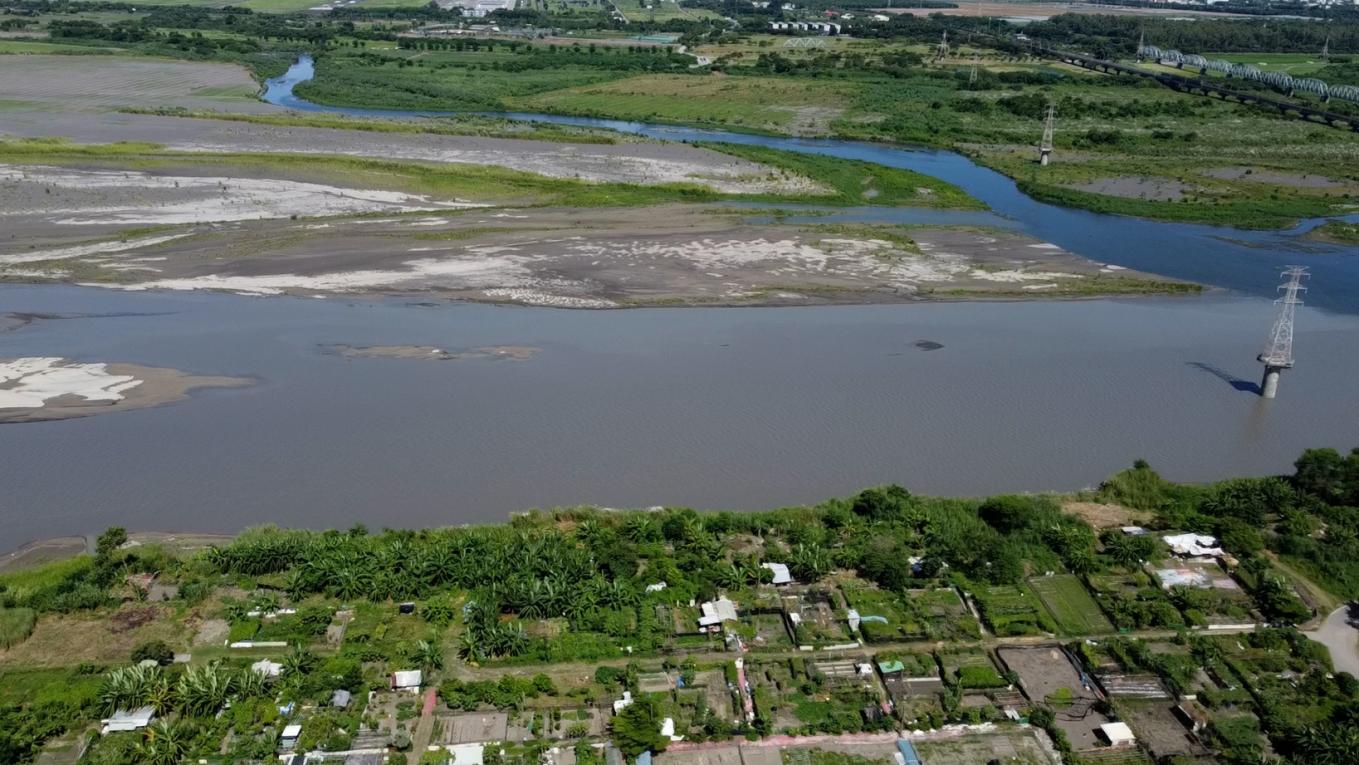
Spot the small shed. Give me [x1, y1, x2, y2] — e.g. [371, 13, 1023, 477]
[332, 689, 353, 709]
[280, 723, 303, 750]
[101, 707, 155, 735]
[392, 669, 423, 690]
[697, 597, 738, 628]
[1100, 722, 1137, 747]
[761, 563, 793, 585]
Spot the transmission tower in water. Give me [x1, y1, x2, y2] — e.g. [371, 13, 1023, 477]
[1039, 103, 1055, 166]
[1257, 266, 1309, 399]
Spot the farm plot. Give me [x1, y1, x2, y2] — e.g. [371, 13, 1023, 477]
[1029, 575, 1113, 635]
[973, 584, 1056, 637]
[938, 649, 1007, 690]
[914, 728, 1061, 765]
[843, 584, 977, 642]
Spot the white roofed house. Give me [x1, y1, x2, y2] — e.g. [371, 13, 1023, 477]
[280, 723, 303, 750]
[392, 669, 423, 690]
[100, 706, 155, 735]
[697, 597, 739, 629]
[761, 562, 793, 586]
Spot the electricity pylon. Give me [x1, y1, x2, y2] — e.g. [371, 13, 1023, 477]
[1257, 266, 1309, 399]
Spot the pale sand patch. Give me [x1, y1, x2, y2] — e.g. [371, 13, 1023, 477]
[0, 165, 484, 226]
[0, 357, 141, 409]
[93, 255, 530, 296]
[0, 357, 250, 423]
[0, 233, 190, 265]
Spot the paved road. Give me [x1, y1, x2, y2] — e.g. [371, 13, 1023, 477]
[1304, 605, 1359, 677]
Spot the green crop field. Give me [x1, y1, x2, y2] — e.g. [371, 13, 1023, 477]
[1028, 574, 1113, 635]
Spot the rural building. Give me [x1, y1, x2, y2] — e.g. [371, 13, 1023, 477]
[645, 581, 667, 593]
[698, 597, 738, 628]
[392, 669, 423, 690]
[895, 740, 923, 765]
[332, 689, 352, 708]
[448, 742, 486, 765]
[762, 562, 793, 585]
[1099, 722, 1137, 747]
[613, 691, 634, 714]
[280, 723, 303, 750]
[100, 707, 154, 735]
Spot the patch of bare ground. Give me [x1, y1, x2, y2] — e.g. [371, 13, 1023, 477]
[1205, 166, 1353, 189]
[0, 55, 268, 113]
[1067, 176, 1197, 202]
[0, 605, 190, 668]
[2, 201, 1184, 306]
[0, 358, 252, 424]
[1061, 501, 1149, 529]
[0, 110, 823, 196]
[0, 537, 88, 573]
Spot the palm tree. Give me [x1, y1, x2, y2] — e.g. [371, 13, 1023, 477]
[282, 645, 316, 678]
[136, 720, 191, 765]
[411, 639, 444, 672]
[176, 663, 233, 718]
[716, 563, 746, 591]
[457, 629, 484, 663]
[622, 516, 655, 543]
[235, 667, 268, 699]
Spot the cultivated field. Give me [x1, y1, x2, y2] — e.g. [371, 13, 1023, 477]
[1029, 574, 1114, 635]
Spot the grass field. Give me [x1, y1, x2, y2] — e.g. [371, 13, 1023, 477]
[973, 584, 1056, 637]
[0, 39, 127, 54]
[1308, 219, 1359, 244]
[512, 73, 852, 133]
[1029, 574, 1113, 635]
[0, 608, 38, 650]
[1207, 52, 1331, 76]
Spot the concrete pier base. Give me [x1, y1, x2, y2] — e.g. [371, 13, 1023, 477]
[1260, 367, 1282, 399]
[1039, 150, 1051, 166]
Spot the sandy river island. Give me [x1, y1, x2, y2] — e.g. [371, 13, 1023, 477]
[0, 356, 251, 424]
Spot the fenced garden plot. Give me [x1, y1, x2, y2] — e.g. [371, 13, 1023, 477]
[1086, 571, 1184, 631]
[973, 584, 1057, 637]
[1029, 574, 1113, 635]
[842, 584, 978, 642]
[939, 650, 1007, 690]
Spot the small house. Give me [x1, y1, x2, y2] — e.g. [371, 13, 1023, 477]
[101, 707, 155, 735]
[697, 597, 738, 628]
[280, 723, 303, 750]
[761, 563, 793, 586]
[391, 669, 422, 691]
[1099, 722, 1136, 747]
[612, 691, 634, 714]
[331, 689, 352, 709]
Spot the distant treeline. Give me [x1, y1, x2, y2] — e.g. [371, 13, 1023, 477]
[1029, 14, 1359, 55]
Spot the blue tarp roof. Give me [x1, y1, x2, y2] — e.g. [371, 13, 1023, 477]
[896, 740, 922, 765]
[636, 752, 653, 765]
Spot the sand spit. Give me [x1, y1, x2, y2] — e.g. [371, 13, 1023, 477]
[0, 165, 484, 227]
[23, 204, 1178, 307]
[321, 344, 541, 361]
[0, 357, 251, 424]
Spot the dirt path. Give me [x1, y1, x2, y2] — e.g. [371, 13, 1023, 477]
[1304, 605, 1359, 677]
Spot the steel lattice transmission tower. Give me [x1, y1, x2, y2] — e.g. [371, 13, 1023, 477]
[1257, 265, 1308, 399]
[935, 30, 949, 60]
[1039, 103, 1055, 166]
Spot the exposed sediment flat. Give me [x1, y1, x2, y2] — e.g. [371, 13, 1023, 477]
[1, 202, 1178, 306]
[0, 357, 251, 424]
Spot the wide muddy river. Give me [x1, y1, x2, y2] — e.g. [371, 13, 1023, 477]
[1, 63, 1357, 546]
